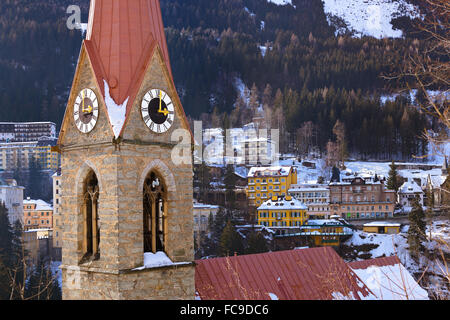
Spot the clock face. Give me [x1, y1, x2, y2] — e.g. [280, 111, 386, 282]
[74, 88, 99, 134]
[141, 89, 175, 134]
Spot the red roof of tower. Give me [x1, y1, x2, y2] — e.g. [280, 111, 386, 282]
[81, 0, 190, 139]
[85, 0, 172, 103]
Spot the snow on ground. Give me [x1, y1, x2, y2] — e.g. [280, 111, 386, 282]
[346, 230, 419, 271]
[323, 0, 420, 38]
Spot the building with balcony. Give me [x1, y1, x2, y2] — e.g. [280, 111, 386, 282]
[289, 184, 330, 219]
[247, 166, 297, 207]
[329, 177, 396, 220]
[257, 195, 308, 227]
[0, 122, 56, 143]
[0, 137, 60, 171]
[23, 198, 53, 231]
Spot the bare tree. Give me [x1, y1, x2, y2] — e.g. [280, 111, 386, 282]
[333, 120, 348, 169]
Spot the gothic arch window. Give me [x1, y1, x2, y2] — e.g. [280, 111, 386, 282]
[81, 170, 100, 262]
[143, 171, 166, 253]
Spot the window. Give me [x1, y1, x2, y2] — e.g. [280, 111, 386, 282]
[81, 170, 100, 262]
[143, 172, 166, 254]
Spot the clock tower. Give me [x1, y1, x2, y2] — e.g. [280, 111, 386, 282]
[57, 0, 194, 300]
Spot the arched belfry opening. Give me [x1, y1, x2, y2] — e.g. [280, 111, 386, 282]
[81, 169, 100, 262]
[143, 171, 167, 253]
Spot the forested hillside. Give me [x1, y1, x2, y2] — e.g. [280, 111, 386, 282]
[0, 0, 438, 160]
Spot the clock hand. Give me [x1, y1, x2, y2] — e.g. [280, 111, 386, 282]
[158, 91, 169, 116]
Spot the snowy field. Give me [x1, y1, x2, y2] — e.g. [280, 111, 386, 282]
[322, 0, 419, 38]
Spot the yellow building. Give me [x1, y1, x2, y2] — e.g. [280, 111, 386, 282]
[302, 220, 350, 246]
[363, 222, 401, 234]
[257, 195, 308, 227]
[247, 166, 298, 207]
[35, 143, 60, 171]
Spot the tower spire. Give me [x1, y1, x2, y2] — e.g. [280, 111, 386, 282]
[84, 0, 173, 113]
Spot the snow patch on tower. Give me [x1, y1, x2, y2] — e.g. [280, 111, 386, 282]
[103, 79, 129, 139]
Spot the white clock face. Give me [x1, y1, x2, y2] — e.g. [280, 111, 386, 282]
[141, 89, 175, 134]
[74, 88, 99, 134]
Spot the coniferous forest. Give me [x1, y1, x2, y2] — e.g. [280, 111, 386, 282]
[0, 0, 442, 160]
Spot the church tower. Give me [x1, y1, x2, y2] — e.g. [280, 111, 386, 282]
[57, 0, 194, 300]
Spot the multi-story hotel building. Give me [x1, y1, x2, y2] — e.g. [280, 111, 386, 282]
[329, 177, 396, 219]
[247, 166, 297, 207]
[289, 184, 331, 219]
[23, 198, 53, 231]
[0, 122, 56, 143]
[257, 195, 308, 227]
[0, 137, 60, 171]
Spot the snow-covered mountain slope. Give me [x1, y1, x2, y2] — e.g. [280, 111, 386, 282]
[267, 0, 293, 6]
[322, 0, 420, 38]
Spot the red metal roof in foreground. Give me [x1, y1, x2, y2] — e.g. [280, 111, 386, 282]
[348, 256, 402, 270]
[195, 247, 374, 300]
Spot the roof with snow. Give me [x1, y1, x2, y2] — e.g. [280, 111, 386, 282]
[195, 247, 375, 300]
[247, 166, 294, 178]
[363, 221, 401, 228]
[193, 202, 220, 210]
[349, 256, 429, 300]
[257, 197, 307, 211]
[399, 179, 423, 194]
[23, 199, 53, 211]
[428, 175, 446, 188]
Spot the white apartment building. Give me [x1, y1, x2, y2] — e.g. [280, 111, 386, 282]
[0, 122, 56, 142]
[0, 177, 24, 225]
[193, 201, 220, 247]
[289, 184, 331, 219]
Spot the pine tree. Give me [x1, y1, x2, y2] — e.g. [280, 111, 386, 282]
[0, 203, 24, 300]
[407, 197, 427, 260]
[224, 165, 237, 210]
[331, 166, 340, 183]
[246, 231, 268, 254]
[219, 221, 244, 257]
[387, 160, 401, 192]
[27, 157, 43, 200]
[25, 258, 62, 300]
[194, 163, 211, 203]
